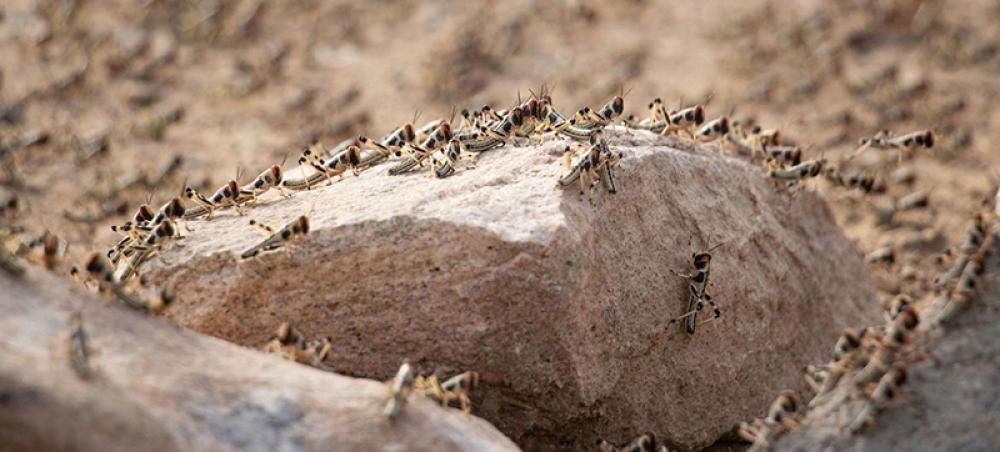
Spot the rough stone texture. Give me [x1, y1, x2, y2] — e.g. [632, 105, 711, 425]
[0, 269, 520, 452]
[774, 250, 1000, 452]
[145, 129, 879, 450]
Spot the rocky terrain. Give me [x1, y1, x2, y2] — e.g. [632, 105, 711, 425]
[3, 0, 1000, 450]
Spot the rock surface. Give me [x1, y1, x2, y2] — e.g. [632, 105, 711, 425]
[146, 129, 880, 450]
[774, 250, 1000, 452]
[0, 268, 520, 452]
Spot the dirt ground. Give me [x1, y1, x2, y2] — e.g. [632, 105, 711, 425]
[2, 0, 999, 449]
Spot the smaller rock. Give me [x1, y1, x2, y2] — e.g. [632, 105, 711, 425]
[0, 269, 520, 452]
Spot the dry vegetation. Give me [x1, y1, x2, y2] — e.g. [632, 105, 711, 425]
[3, 0, 1000, 450]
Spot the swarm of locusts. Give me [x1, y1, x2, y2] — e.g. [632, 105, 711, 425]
[732, 204, 998, 451]
[90, 86, 635, 290]
[1, 82, 959, 435]
[79, 84, 938, 292]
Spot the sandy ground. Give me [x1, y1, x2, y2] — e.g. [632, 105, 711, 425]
[2, 0, 999, 449]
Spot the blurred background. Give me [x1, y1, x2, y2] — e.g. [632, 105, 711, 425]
[2, 0, 1000, 306]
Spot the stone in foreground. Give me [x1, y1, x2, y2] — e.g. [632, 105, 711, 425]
[0, 269, 520, 452]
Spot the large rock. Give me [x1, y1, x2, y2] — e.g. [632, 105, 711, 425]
[146, 129, 879, 450]
[775, 242, 1000, 451]
[0, 268, 520, 452]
